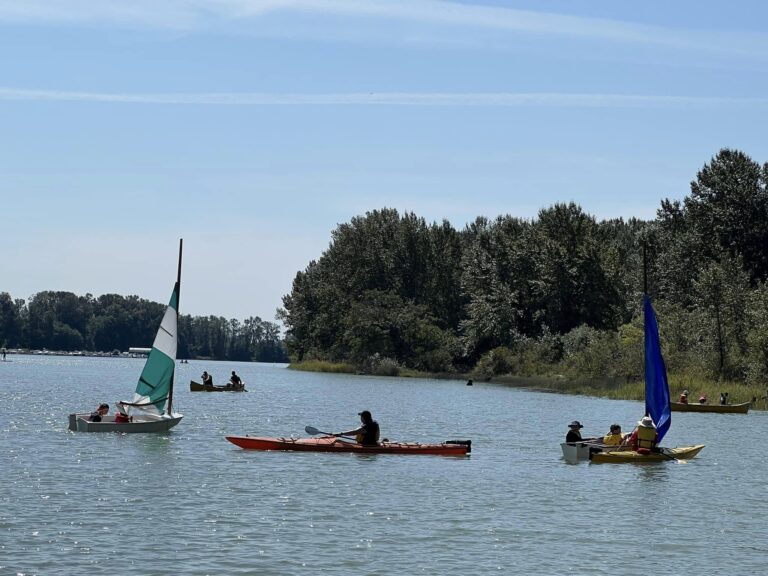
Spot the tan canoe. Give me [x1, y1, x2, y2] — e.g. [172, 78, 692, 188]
[670, 401, 749, 414]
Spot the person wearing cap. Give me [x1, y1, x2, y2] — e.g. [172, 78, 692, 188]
[602, 424, 624, 446]
[334, 410, 380, 446]
[565, 421, 584, 443]
[679, 390, 689, 404]
[624, 416, 658, 452]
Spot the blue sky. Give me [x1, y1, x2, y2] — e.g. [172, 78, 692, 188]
[3, 0, 768, 322]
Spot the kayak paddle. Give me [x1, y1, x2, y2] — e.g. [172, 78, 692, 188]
[305, 425, 355, 439]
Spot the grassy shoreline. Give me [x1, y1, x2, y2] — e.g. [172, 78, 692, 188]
[288, 360, 767, 409]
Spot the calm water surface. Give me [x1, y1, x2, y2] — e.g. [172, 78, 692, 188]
[1, 355, 767, 575]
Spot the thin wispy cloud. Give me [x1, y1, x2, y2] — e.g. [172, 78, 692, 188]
[1, 87, 768, 109]
[1, 0, 767, 57]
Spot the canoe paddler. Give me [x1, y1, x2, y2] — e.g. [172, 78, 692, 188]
[333, 410, 380, 446]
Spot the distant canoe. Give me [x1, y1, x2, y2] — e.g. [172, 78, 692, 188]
[670, 401, 749, 414]
[190, 380, 247, 392]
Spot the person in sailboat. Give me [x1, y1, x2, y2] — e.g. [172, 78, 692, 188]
[602, 424, 625, 446]
[229, 371, 243, 389]
[114, 404, 132, 423]
[90, 403, 109, 422]
[623, 416, 658, 452]
[201, 371, 213, 387]
[333, 410, 380, 446]
[679, 389, 689, 404]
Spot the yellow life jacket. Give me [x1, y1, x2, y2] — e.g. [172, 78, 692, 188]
[603, 433, 623, 446]
[636, 426, 657, 449]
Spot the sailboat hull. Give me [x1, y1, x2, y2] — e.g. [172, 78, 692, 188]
[590, 444, 705, 463]
[68, 413, 183, 433]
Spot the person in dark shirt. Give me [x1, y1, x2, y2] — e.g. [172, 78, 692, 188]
[90, 403, 109, 422]
[201, 371, 213, 386]
[565, 420, 584, 443]
[334, 410, 380, 446]
[229, 371, 243, 389]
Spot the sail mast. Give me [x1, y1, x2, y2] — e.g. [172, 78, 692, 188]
[168, 238, 182, 415]
[643, 241, 648, 296]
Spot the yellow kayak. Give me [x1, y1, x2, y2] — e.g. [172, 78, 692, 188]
[590, 445, 705, 464]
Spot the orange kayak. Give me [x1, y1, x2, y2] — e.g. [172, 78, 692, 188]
[225, 435, 471, 455]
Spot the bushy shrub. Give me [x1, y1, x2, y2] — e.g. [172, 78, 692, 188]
[363, 353, 401, 376]
[560, 325, 620, 380]
[472, 346, 516, 379]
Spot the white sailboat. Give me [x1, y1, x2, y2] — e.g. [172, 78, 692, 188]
[68, 240, 185, 433]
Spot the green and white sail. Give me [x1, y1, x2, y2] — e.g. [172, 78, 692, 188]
[123, 282, 179, 419]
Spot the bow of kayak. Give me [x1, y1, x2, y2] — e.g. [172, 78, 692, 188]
[225, 435, 471, 455]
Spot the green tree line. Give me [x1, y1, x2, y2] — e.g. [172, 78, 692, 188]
[0, 291, 288, 363]
[279, 148, 768, 385]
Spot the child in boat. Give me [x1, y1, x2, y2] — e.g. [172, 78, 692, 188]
[602, 424, 624, 446]
[114, 405, 132, 423]
[89, 403, 109, 422]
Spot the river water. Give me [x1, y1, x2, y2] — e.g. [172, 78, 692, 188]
[1, 354, 766, 575]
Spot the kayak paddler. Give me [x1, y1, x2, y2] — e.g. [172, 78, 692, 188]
[333, 410, 380, 446]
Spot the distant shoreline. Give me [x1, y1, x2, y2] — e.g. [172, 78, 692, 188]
[1, 348, 148, 359]
[288, 360, 766, 410]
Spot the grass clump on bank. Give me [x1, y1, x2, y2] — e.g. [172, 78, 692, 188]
[288, 360, 357, 374]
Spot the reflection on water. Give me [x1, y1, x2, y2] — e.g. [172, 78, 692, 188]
[0, 355, 766, 576]
[636, 462, 671, 482]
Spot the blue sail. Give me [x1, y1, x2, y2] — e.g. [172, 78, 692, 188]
[644, 294, 671, 442]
